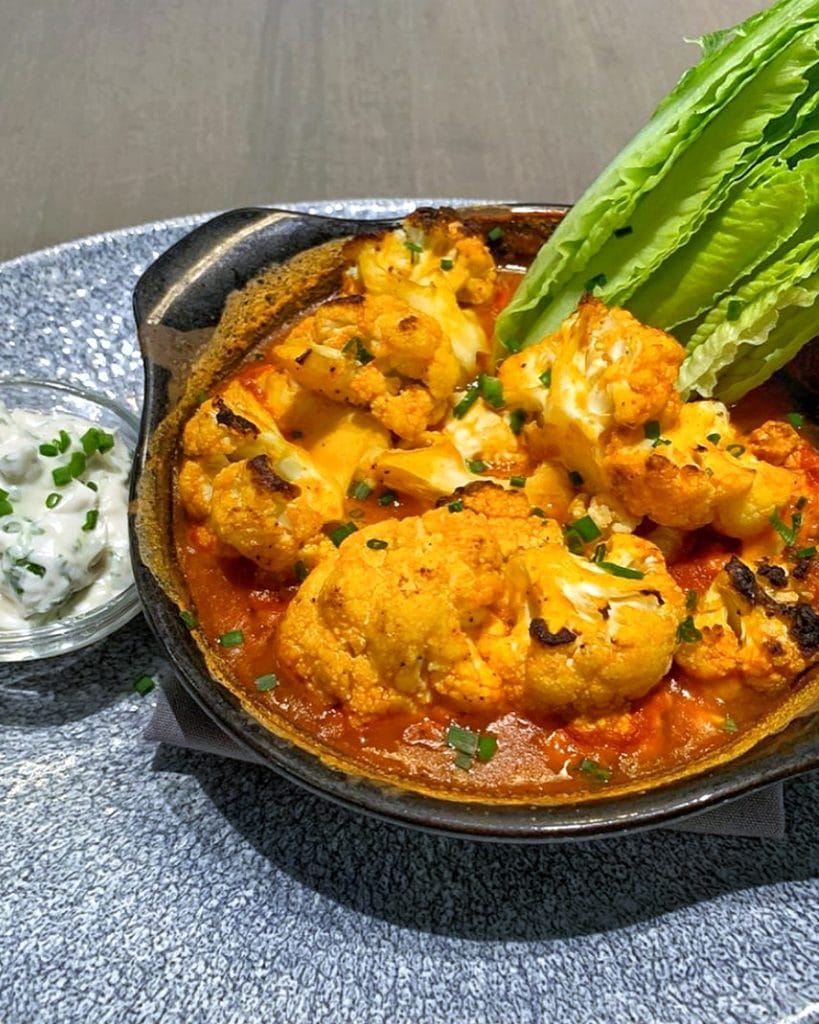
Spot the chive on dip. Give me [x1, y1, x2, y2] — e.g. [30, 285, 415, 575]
[0, 402, 132, 629]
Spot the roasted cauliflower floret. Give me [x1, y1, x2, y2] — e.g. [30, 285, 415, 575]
[178, 379, 357, 573]
[674, 555, 819, 692]
[271, 293, 459, 442]
[276, 508, 545, 717]
[510, 534, 686, 714]
[519, 296, 685, 490]
[350, 210, 497, 307]
[604, 401, 797, 537]
[346, 216, 496, 377]
[209, 455, 340, 573]
[276, 507, 685, 720]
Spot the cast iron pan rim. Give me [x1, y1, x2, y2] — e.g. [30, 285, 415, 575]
[131, 202, 819, 843]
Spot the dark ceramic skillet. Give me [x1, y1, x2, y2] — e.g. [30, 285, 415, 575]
[130, 203, 819, 841]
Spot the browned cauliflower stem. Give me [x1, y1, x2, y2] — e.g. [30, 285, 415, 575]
[180, 220, 818, 719]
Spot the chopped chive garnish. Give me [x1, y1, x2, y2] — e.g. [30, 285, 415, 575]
[328, 521, 358, 547]
[133, 675, 155, 696]
[597, 561, 645, 580]
[57, 430, 71, 453]
[770, 508, 800, 547]
[722, 714, 738, 733]
[478, 374, 504, 409]
[564, 531, 583, 555]
[445, 723, 497, 769]
[52, 465, 73, 487]
[378, 490, 398, 507]
[447, 723, 478, 756]
[39, 443, 58, 457]
[530, 507, 546, 518]
[726, 299, 744, 322]
[366, 538, 389, 550]
[342, 336, 375, 364]
[218, 629, 245, 647]
[195, 391, 208, 405]
[568, 470, 584, 487]
[45, 493, 62, 509]
[452, 381, 480, 418]
[685, 589, 698, 612]
[404, 239, 424, 254]
[613, 225, 633, 238]
[676, 616, 703, 643]
[487, 226, 504, 242]
[81, 509, 99, 532]
[476, 734, 498, 763]
[787, 412, 805, 429]
[794, 546, 817, 559]
[0, 498, 13, 517]
[584, 272, 607, 292]
[447, 500, 464, 513]
[25, 562, 46, 577]
[80, 428, 101, 455]
[86, 481, 98, 492]
[255, 673, 279, 692]
[467, 459, 488, 474]
[294, 560, 309, 582]
[592, 543, 606, 563]
[510, 475, 526, 488]
[567, 515, 601, 543]
[347, 479, 372, 501]
[644, 420, 661, 441]
[509, 408, 527, 435]
[539, 368, 552, 389]
[0, 489, 6, 500]
[68, 451, 87, 477]
[79, 427, 106, 455]
[652, 437, 672, 448]
[706, 432, 721, 444]
[726, 444, 745, 457]
[578, 758, 611, 784]
[179, 610, 198, 628]
[440, 257, 454, 270]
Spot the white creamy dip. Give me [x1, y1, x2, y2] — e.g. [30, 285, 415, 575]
[0, 402, 133, 630]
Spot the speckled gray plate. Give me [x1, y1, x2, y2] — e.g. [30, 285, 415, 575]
[1, 202, 818, 1024]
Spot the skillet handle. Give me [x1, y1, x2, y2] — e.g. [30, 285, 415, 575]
[132, 206, 396, 334]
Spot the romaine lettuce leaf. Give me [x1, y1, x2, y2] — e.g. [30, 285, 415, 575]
[496, 0, 819, 404]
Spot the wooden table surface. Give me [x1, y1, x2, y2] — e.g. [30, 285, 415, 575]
[2, 0, 761, 262]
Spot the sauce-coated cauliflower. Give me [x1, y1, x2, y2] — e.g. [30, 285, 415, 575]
[271, 293, 459, 442]
[346, 213, 496, 377]
[674, 555, 819, 692]
[604, 402, 798, 537]
[513, 296, 685, 490]
[275, 508, 686, 719]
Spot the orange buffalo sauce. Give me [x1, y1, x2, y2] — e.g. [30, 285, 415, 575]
[173, 264, 819, 799]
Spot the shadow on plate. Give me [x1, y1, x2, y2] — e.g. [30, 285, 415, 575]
[151, 743, 819, 943]
[0, 616, 159, 727]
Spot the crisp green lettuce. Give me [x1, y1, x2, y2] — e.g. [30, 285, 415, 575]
[496, 0, 819, 404]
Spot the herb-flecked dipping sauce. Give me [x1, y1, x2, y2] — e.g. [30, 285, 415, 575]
[0, 403, 132, 629]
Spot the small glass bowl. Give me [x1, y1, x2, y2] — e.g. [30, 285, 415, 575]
[0, 378, 142, 661]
